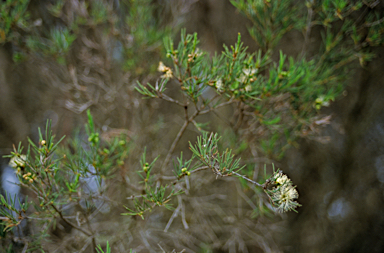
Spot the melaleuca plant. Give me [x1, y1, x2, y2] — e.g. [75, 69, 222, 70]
[231, 0, 384, 156]
[137, 29, 337, 162]
[122, 131, 300, 219]
[132, 0, 384, 220]
[2, 110, 130, 251]
[2, 0, 384, 252]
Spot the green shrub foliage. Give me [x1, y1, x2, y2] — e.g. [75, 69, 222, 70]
[1, 0, 384, 251]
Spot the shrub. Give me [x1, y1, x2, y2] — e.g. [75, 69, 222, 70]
[1, 0, 384, 252]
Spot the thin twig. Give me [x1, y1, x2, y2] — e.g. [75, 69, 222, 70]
[185, 175, 190, 194]
[159, 175, 177, 180]
[199, 99, 235, 115]
[74, 201, 98, 252]
[161, 120, 189, 171]
[364, 16, 384, 27]
[159, 93, 186, 107]
[78, 238, 93, 253]
[83, 210, 97, 253]
[158, 244, 167, 253]
[21, 242, 28, 253]
[161, 109, 200, 171]
[231, 171, 262, 187]
[170, 166, 210, 185]
[50, 204, 92, 237]
[140, 230, 155, 252]
[190, 166, 210, 174]
[180, 195, 189, 229]
[164, 196, 182, 232]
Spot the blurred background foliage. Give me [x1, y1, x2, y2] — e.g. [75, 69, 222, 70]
[1, 0, 384, 252]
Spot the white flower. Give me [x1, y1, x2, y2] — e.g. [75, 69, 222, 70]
[287, 187, 299, 199]
[273, 185, 299, 213]
[245, 84, 252, 92]
[215, 79, 224, 91]
[237, 74, 246, 83]
[266, 170, 300, 213]
[315, 96, 330, 107]
[275, 173, 290, 185]
[158, 61, 168, 72]
[194, 48, 203, 57]
[158, 61, 173, 79]
[9, 155, 26, 168]
[161, 69, 173, 79]
[242, 68, 258, 76]
[237, 68, 258, 84]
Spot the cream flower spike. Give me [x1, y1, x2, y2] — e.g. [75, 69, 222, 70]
[158, 61, 168, 72]
[9, 155, 26, 168]
[266, 170, 301, 213]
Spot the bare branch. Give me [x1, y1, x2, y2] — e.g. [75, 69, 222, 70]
[50, 204, 92, 237]
[231, 171, 262, 187]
